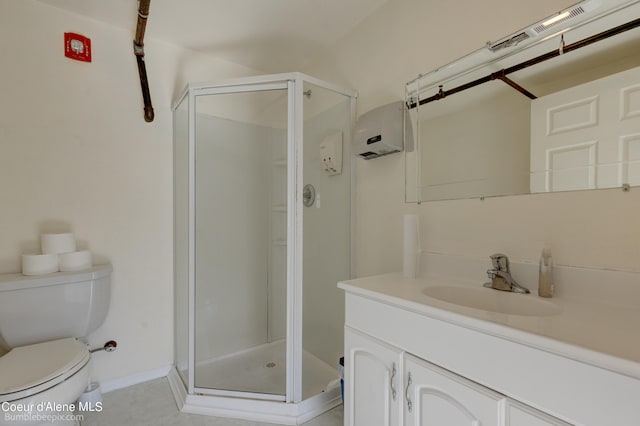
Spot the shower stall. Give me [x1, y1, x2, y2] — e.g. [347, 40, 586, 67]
[169, 73, 357, 424]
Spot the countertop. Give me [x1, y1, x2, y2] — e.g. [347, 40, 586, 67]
[338, 273, 640, 380]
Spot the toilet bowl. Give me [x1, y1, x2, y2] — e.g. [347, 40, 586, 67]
[0, 339, 90, 426]
[0, 265, 112, 425]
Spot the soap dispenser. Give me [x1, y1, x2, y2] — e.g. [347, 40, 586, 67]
[538, 247, 554, 298]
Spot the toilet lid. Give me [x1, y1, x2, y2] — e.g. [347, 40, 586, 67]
[0, 338, 89, 400]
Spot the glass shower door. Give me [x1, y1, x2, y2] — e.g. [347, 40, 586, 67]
[301, 81, 353, 400]
[192, 84, 289, 399]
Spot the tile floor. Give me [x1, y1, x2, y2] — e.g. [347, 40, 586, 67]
[80, 377, 343, 426]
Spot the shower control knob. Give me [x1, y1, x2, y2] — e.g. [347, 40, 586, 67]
[303, 184, 316, 207]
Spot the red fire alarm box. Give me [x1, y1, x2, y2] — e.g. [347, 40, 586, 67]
[64, 32, 92, 62]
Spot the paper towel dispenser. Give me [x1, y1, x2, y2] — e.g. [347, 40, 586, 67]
[353, 101, 413, 159]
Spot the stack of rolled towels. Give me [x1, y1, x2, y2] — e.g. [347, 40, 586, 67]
[21, 233, 92, 276]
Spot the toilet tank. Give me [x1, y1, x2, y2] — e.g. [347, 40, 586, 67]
[0, 264, 112, 349]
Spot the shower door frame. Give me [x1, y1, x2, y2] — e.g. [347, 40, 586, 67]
[175, 72, 357, 407]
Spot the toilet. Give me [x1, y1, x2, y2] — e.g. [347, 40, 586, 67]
[0, 264, 111, 425]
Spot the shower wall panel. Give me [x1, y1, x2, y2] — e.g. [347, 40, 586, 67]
[268, 131, 288, 342]
[194, 114, 274, 364]
[303, 96, 352, 369]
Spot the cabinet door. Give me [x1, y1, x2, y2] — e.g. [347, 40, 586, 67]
[506, 400, 572, 426]
[404, 353, 503, 426]
[345, 327, 402, 426]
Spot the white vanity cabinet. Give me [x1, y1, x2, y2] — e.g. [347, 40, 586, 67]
[338, 272, 640, 425]
[345, 326, 570, 426]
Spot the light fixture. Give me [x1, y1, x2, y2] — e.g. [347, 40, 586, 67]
[541, 11, 571, 27]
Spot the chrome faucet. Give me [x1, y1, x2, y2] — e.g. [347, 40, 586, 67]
[483, 254, 530, 294]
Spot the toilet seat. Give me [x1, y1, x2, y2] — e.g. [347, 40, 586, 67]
[0, 338, 90, 402]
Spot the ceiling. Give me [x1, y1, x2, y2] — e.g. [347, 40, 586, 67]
[36, 0, 388, 72]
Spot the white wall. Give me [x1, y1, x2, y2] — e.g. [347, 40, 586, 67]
[0, 0, 261, 383]
[303, 0, 640, 277]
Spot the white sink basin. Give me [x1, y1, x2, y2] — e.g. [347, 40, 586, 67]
[422, 285, 562, 317]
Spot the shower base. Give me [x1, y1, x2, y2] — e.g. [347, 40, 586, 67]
[192, 339, 338, 399]
[168, 340, 342, 425]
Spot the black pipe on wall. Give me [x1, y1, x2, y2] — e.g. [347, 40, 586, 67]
[133, 0, 154, 123]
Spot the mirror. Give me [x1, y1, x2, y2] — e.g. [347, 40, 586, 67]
[406, 0, 640, 202]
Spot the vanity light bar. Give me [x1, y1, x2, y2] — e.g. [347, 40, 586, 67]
[407, 16, 640, 109]
[534, 7, 584, 33]
[488, 1, 595, 52]
[408, 0, 607, 94]
[487, 6, 583, 53]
